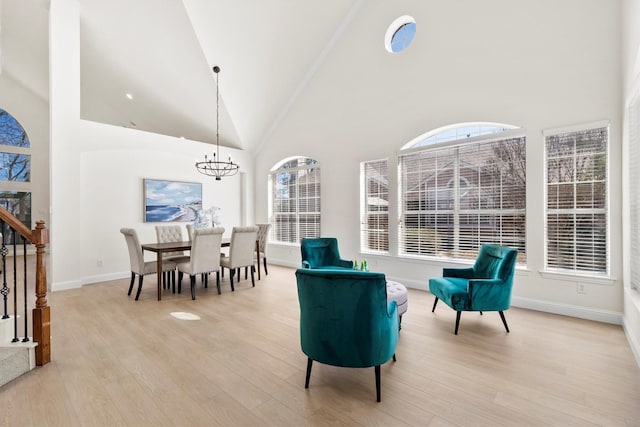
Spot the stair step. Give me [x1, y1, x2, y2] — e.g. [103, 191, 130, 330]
[0, 345, 33, 387]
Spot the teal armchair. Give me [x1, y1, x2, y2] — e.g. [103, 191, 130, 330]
[429, 244, 517, 335]
[300, 237, 353, 269]
[295, 268, 398, 402]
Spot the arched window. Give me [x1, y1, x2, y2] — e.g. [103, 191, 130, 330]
[269, 157, 320, 244]
[398, 122, 526, 263]
[0, 108, 32, 241]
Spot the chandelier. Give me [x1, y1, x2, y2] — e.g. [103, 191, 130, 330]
[195, 66, 239, 180]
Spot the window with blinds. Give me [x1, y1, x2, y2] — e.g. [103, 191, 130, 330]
[545, 125, 608, 275]
[270, 157, 320, 244]
[399, 129, 526, 264]
[361, 159, 389, 253]
[629, 94, 640, 289]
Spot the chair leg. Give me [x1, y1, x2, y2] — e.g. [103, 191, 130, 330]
[128, 272, 135, 296]
[245, 266, 248, 280]
[454, 311, 461, 335]
[216, 271, 221, 295]
[375, 365, 381, 402]
[230, 269, 235, 292]
[178, 271, 183, 294]
[250, 265, 255, 287]
[305, 358, 313, 388]
[263, 257, 268, 275]
[135, 275, 144, 301]
[432, 297, 439, 312]
[499, 311, 510, 333]
[398, 314, 403, 331]
[392, 353, 397, 362]
[479, 311, 483, 315]
[190, 275, 196, 300]
[204, 273, 208, 288]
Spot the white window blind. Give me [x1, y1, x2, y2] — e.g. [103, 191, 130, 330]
[630, 93, 640, 290]
[399, 136, 526, 263]
[545, 126, 608, 275]
[270, 158, 320, 244]
[361, 159, 389, 253]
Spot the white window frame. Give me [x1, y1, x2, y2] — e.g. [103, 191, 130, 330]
[268, 157, 320, 245]
[360, 159, 389, 254]
[543, 121, 610, 278]
[398, 126, 526, 264]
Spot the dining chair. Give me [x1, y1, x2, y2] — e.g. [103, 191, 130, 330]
[255, 223, 271, 276]
[120, 228, 177, 301]
[155, 225, 191, 290]
[220, 226, 259, 291]
[176, 227, 225, 299]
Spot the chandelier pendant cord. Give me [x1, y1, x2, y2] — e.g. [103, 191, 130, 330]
[195, 65, 240, 180]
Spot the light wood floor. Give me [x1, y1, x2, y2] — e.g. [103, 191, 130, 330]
[0, 264, 639, 426]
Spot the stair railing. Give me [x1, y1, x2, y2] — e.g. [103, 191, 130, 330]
[0, 205, 49, 366]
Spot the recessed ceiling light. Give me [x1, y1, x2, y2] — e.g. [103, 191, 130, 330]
[125, 93, 133, 100]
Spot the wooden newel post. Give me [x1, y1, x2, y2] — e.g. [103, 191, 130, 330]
[31, 220, 50, 366]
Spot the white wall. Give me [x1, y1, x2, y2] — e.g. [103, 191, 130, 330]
[255, 0, 624, 322]
[50, 0, 253, 290]
[622, 0, 640, 365]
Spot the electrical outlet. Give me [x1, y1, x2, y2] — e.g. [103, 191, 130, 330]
[97, 259, 103, 268]
[576, 283, 586, 294]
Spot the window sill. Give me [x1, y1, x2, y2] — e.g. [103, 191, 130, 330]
[539, 270, 616, 285]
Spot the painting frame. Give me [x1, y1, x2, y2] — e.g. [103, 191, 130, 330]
[143, 178, 202, 223]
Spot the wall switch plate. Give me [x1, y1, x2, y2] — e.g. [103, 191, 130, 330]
[577, 283, 586, 294]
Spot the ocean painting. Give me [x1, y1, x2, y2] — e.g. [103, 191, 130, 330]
[144, 179, 202, 222]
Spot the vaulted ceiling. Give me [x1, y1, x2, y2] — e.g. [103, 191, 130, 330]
[78, 0, 362, 152]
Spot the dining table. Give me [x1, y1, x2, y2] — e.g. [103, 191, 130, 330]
[141, 238, 262, 300]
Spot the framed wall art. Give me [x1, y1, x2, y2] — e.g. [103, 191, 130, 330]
[143, 178, 202, 222]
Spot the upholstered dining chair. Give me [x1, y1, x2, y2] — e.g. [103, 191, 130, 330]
[300, 237, 353, 269]
[175, 227, 225, 299]
[155, 225, 191, 264]
[255, 223, 271, 275]
[295, 268, 399, 402]
[120, 228, 177, 301]
[429, 244, 518, 335]
[220, 226, 259, 290]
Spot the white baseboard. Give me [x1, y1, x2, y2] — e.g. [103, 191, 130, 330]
[510, 296, 622, 325]
[52, 271, 130, 291]
[51, 279, 82, 291]
[623, 320, 640, 368]
[80, 271, 130, 286]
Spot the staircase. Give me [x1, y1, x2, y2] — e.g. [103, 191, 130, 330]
[0, 205, 51, 389]
[0, 316, 37, 386]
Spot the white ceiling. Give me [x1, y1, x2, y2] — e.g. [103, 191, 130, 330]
[77, 0, 362, 152]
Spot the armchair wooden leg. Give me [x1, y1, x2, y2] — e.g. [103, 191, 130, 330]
[392, 353, 397, 362]
[230, 269, 235, 292]
[216, 271, 221, 295]
[432, 297, 439, 312]
[128, 272, 135, 296]
[375, 365, 381, 402]
[263, 257, 268, 275]
[499, 311, 510, 333]
[454, 311, 461, 335]
[305, 358, 313, 388]
[178, 271, 183, 294]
